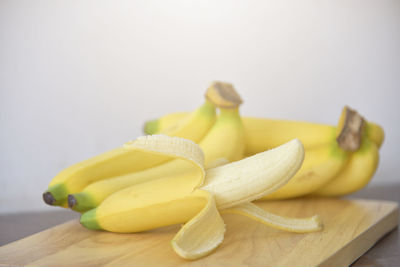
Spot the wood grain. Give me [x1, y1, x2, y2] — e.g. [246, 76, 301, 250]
[0, 198, 397, 267]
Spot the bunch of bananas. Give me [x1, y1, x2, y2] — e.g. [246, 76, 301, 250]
[43, 81, 383, 260]
[144, 87, 383, 199]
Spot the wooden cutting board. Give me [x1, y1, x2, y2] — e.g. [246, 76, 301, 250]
[0, 198, 398, 267]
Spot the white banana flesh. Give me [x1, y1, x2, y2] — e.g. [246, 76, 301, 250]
[202, 139, 305, 209]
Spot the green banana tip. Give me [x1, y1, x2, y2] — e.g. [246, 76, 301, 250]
[68, 193, 96, 213]
[80, 209, 102, 230]
[143, 119, 159, 135]
[43, 184, 68, 206]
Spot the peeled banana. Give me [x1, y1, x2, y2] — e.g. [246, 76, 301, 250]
[80, 135, 322, 260]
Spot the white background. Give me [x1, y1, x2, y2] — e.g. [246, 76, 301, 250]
[1, 0, 399, 213]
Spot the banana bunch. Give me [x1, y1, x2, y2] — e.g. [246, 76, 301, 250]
[43, 82, 323, 259]
[65, 83, 246, 212]
[145, 102, 384, 199]
[42, 81, 384, 260]
[43, 82, 241, 209]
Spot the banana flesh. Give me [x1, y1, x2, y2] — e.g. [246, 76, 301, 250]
[202, 139, 305, 209]
[80, 135, 322, 260]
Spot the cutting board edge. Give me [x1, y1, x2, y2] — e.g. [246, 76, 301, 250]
[319, 201, 399, 267]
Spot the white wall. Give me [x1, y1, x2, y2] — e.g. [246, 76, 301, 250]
[1, 0, 399, 213]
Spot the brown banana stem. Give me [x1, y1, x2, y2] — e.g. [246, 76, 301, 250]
[205, 81, 243, 109]
[336, 106, 365, 151]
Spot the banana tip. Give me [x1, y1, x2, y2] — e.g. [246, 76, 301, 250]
[143, 119, 158, 135]
[68, 194, 77, 208]
[42, 192, 56, 206]
[80, 209, 102, 230]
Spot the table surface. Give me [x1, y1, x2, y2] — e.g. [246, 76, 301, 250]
[1, 183, 399, 267]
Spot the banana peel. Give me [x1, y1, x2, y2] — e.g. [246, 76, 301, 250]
[81, 135, 322, 260]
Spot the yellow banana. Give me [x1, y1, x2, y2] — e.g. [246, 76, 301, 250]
[144, 112, 384, 152]
[311, 138, 379, 197]
[264, 107, 378, 199]
[42, 88, 216, 207]
[80, 135, 322, 260]
[68, 82, 245, 212]
[243, 118, 334, 154]
[310, 106, 380, 196]
[43, 148, 172, 207]
[261, 106, 375, 199]
[261, 141, 349, 200]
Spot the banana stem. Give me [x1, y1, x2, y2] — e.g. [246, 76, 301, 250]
[336, 106, 365, 151]
[205, 81, 243, 109]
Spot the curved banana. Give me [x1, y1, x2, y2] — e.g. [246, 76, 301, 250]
[243, 118, 334, 154]
[43, 148, 172, 207]
[310, 107, 380, 196]
[144, 111, 384, 152]
[68, 82, 246, 212]
[261, 105, 380, 199]
[42, 92, 216, 207]
[261, 141, 349, 200]
[80, 135, 322, 260]
[259, 106, 361, 199]
[311, 138, 379, 197]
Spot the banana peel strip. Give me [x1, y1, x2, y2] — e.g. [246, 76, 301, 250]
[223, 202, 322, 233]
[124, 134, 205, 168]
[88, 135, 322, 260]
[172, 190, 225, 260]
[124, 134, 205, 188]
